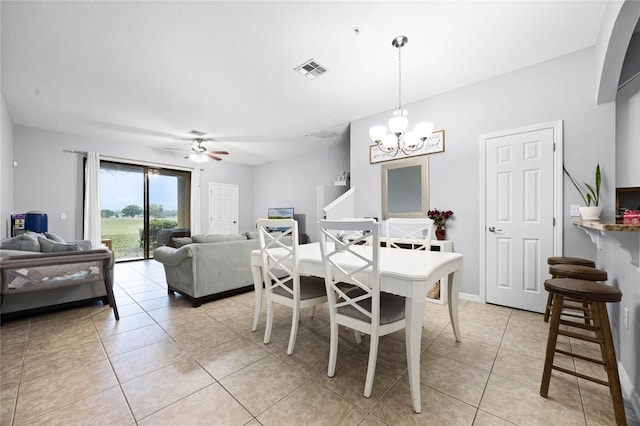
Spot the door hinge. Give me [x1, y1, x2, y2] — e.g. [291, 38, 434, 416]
[553, 217, 556, 226]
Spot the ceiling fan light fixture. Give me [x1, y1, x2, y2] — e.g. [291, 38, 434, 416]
[174, 136, 228, 163]
[189, 151, 208, 163]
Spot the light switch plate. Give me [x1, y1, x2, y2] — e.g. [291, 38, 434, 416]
[570, 205, 581, 217]
[624, 307, 629, 329]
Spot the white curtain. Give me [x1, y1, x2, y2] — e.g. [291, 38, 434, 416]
[190, 166, 202, 235]
[83, 152, 102, 248]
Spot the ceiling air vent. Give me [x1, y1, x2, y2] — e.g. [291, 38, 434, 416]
[188, 129, 206, 136]
[294, 59, 328, 80]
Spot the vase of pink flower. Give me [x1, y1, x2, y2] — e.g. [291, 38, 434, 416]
[428, 209, 454, 240]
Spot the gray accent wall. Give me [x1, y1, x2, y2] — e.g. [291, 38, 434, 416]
[350, 46, 615, 297]
[10, 124, 347, 242]
[11, 125, 255, 241]
[1, 94, 14, 239]
[351, 42, 640, 410]
[597, 235, 640, 416]
[253, 127, 350, 243]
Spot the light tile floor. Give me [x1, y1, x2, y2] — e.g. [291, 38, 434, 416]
[1, 260, 638, 425]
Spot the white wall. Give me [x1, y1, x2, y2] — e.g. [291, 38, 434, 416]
[252, 128, 350, 242]
[596, 235, 640, 416]
[11, 125, 255, 240]
[609, 13, 640, 411]
[0, 94, 14, 239]
[350, 47, 615, 297]
[616, 32, 640, 188]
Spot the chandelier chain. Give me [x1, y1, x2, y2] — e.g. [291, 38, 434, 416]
[398, 43, 402, 112]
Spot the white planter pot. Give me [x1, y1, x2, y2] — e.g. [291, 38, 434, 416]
[579, 206, 602, 220]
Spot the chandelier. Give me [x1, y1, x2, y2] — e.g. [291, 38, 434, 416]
[369, 36, 434, 157]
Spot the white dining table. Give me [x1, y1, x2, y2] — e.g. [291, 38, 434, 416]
[249, 242, 463, 414]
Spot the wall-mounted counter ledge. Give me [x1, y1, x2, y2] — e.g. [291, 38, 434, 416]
[573, 220, 640, 269]
[573, 219, 640, 232]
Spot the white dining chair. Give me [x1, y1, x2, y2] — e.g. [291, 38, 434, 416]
[384, 217, 433, 250]
[257, 218, 327, 355]
[318, 218, 406, 398]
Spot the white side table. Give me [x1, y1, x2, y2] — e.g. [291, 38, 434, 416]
[427, 240, 453, 304]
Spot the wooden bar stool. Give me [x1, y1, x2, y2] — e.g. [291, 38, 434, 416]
[540, 278, 626, 425]
[545, 257, 596, 323]
[543, 263, 607, 322]
[547, 256, 595, 268]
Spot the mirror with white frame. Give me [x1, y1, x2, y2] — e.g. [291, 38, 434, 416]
[381, 157, 429, 219]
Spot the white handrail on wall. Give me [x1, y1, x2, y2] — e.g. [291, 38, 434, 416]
[323, 186, 355, 220]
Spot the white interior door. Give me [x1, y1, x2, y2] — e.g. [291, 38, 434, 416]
[482, 122, 562, 313]
[208, 182, 238, 234]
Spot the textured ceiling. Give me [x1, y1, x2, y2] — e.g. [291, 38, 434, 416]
[1, 1, 608, 165]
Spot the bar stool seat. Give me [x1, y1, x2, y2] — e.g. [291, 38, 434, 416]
[548, 264, 608, 281]
[547, 256, 595, 267]
[544, 264, 608, 322]
[540, 278, 625, 425]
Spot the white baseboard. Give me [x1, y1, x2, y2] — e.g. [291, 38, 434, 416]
[619, 361, 640, 421]
[459, 292, 482, 303]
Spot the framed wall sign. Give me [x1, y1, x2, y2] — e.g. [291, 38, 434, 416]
[370, 129, 445, 164]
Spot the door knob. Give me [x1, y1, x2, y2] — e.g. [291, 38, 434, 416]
[488, 226, 503, 232]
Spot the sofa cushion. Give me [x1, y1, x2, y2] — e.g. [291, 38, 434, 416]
[244, 231, 259, 240]
[38, 237, 82, 253]
[44, 233, 66, 243]
[192, 234, 247, 243]
[172, 237, 193, 248]
[0, 233, 41, 252]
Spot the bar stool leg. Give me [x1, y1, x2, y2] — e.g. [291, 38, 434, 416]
[594, 301, 626, 425]
[543, 292, 553, 322]
[540, 293, 563, 397]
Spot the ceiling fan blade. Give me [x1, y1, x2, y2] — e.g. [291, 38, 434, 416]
[207, 153, 223, 161]
[208, 150, 229, 155]
[177, 137, 215, 142]
[165, 147, 190, 152]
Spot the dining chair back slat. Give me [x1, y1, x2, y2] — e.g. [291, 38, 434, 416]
[384, 217, 433, 250]
[319, 218, 406, 398]
[257, 218, 327, 355]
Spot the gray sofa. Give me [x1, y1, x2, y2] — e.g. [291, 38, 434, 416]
[154, 232, 293, 307]
[153, 233, 262, 307]
[0, 233, 113, 324]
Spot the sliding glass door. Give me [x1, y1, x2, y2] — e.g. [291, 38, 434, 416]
[99, 161, 190, 261]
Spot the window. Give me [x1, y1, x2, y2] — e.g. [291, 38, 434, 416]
[99, 161, 191, 261]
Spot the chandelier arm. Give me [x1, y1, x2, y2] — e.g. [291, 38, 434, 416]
[400, 139, 425, 156]
[376, 141, 399, 157]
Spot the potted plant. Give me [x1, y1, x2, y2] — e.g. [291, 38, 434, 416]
[563, 163, 601, 220]
[427, 209, 454, 240]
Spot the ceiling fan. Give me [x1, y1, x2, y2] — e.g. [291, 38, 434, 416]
[169, 137, 229, 163]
